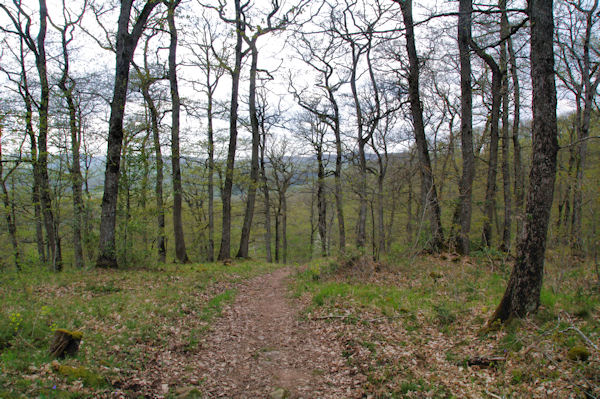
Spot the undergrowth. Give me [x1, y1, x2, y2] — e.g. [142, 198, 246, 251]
[293, 250, 600, 397]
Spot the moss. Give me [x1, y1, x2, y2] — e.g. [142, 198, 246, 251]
[54, 328, 83, 340]
[567, 345, 590, 361]
[52, 362, 105, 387]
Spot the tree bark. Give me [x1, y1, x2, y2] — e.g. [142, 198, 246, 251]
[491, 0, 558, 321]
[97, 0, 160, 268]
[451, 0, 474, 254]
[398, 0, 444, 251]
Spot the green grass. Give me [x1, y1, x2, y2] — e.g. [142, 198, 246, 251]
[0, 259, 280, 397]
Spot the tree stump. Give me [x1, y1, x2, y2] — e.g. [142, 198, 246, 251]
[49, 329, 82, 358]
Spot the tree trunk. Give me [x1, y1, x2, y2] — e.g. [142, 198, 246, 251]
[377, 173, 385, 258]
[475, 53, 502, 248]
[207, 76, 215, 262]
[275, 195, 281, 263]
[218, 0, 244, 261]
[331, 90, 346, 252]
[237, 42, 260, 259]
[97, 0, 159, 268]
[168, 0, 188, 263]
[491, 0, 558, 321]
[349, 42, 368, 249]
[282, 192, 288, 264]
[0, 146, 20, 271]
[508, 35, 524, 241]
[141, 82, 166, 263]
[317, 150, 327, 257]
[500, 0, 512, 252]
[36, 0, 61, 271]
[398, 0, 444, 251]
[57, 23, 84, 269]
[25, 83, 46, 263]
[451, 0, 474, 254]
[260, 129, 272, 263]
[570, 0, 599, 256]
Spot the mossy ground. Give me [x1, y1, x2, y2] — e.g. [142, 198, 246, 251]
[0, 260, 281, 397]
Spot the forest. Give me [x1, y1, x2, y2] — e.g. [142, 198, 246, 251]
[0, 0, 599, 397]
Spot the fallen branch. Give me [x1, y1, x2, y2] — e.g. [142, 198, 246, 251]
[560, 326, 599, 351]
[467, 356, 506, 367]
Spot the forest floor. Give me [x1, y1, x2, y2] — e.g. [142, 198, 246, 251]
[1, 252, 599, 398]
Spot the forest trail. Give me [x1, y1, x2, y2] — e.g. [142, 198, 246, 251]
[194, 267, 362, 398]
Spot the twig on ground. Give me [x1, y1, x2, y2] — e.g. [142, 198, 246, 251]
[484, 389, 503, 399]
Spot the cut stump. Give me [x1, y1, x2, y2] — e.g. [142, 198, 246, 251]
[49, 329, 82, 358]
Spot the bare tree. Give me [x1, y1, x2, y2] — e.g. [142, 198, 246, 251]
[451, 0, 475, 254]
[51, 0, 87, 268]
[555, 0, 600, 255]
[491, 0, 558, 321]
[184, 11, 228, 261]
[394, 0, 444, 251]
[166, 0, 188, 263]
[291, 30, 347, 252]
[1, 0, 62, 270]
[132, 31, 167, 263]
[96, 0, 161, 268]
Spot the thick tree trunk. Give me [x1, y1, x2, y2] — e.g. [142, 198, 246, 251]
[218, 0, 244, 261]
[398, 0, 444, 251]
[237, 43, 260, 259]
[97, 0, 159, 268]
[491, 0, 558, 321]
[168, 1, 188, 263]
[452, 0, 474, 254]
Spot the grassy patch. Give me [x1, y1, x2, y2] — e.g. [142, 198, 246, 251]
[0, 260, 280, 397]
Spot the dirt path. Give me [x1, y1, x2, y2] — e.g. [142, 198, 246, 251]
[194, 267, 362, 398]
